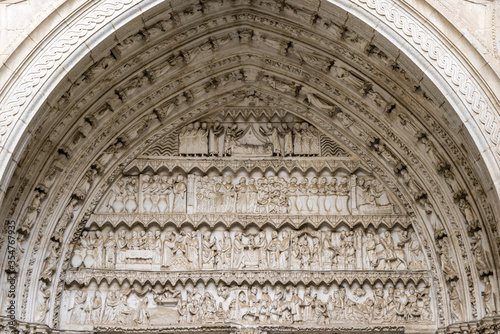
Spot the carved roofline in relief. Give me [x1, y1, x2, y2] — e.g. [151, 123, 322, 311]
[86, 213, 410, 230]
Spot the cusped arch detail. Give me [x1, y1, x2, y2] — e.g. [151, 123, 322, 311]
[0, 0, 499, 333]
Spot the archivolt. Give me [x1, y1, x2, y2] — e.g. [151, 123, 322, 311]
[0, 0, 498, 332]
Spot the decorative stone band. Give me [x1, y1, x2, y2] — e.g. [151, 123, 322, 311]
[438, 316, 500, 334]
[65, 268, 430, 286]
[87, 213, 410, 229]
[124, 158, 364, 175]
[0, 0, 137, 139]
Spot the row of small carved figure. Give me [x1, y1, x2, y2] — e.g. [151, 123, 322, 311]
[106, 175, 187, 213]
[105, 173, 393, 215]
[64, 284, 432, 326]
[71, 227, 426, 271]
[178, 121, 320, 157]
[195, 175, 358, 215]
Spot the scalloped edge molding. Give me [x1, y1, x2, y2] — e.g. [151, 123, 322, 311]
[0, 0, 498, 206]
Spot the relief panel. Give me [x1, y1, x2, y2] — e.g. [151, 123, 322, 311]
[59, 110, 434, 331]
[60, 280, 433, 329]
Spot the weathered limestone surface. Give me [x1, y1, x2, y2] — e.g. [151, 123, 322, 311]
[0, 1, 500, 334]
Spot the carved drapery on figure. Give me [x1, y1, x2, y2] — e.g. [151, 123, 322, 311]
[70, 224, 426, 272]
[61, 280, 432, 329]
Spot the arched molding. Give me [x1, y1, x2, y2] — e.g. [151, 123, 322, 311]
[0, 0, 499, 333]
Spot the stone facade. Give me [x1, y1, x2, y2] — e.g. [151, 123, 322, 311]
[0, 1, 499, 334]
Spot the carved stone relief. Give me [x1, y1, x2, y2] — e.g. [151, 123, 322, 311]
[60, 280, 432, 329]
[98, 170, 397, 217]
[177, 115, 322, 158]
[1, 0, 499, 330]
[59, 108, 434, 330]
[70, 224, 426, 272]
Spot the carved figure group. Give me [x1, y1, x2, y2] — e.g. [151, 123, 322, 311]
[71, 231, 107, 269]
[104, 172, 395, 216]
[71, 226, 425, 271]
[68, 289, 135, 325]
[178, 121, 320, 157]
[179, 122, 209, 156]
[107, 177, 137, 213]
[195, 175, 388, 215]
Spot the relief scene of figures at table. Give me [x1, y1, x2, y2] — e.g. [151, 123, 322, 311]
[61, 280, 433, 329]
[99, 171, 397, 215]
[70, 224, 427, 271]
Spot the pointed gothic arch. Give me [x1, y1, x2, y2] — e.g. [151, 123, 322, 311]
[0, 1, 499, 333]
